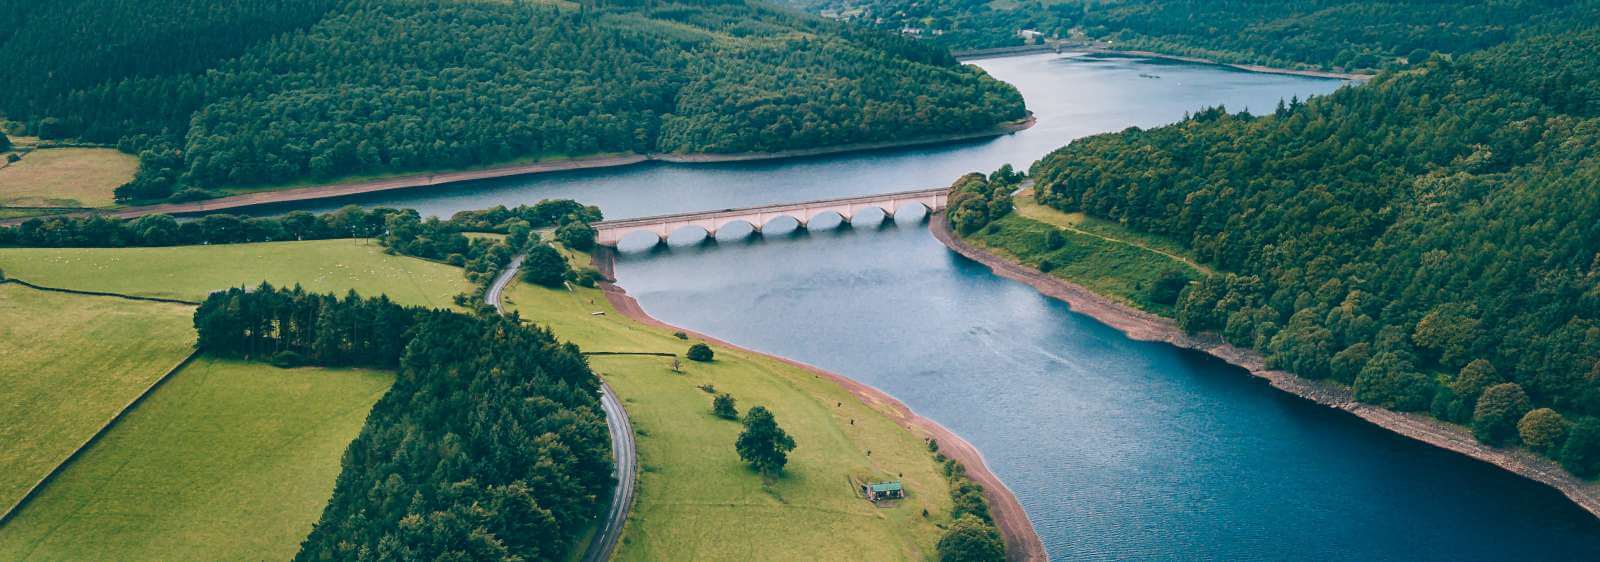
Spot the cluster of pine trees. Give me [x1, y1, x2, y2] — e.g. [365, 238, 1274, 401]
[1026, 28, 1600, 475]
[194, 285, 611, 560]
[1, 0, 1025, 202]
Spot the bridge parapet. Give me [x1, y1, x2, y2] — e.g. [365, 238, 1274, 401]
[593, 187, 948, 247]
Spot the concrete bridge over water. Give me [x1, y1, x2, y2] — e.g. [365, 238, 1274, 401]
[592, 187, 948, 247]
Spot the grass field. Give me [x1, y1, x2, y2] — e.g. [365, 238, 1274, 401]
[0, 358, 391, 561]
[966, 210, 1205, 316]
[1013, 189, 1211, 275]
[504, 248, 952, 561]
[0, 284, 196, 511]
[0, 148, 138, 208]
[0, 239, 471, 307]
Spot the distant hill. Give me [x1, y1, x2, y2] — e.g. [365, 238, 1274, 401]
[794, 0, 1600, 72]
[0, 0, 1025, 200]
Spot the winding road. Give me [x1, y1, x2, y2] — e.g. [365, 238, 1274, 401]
[488, 255, 637, 562]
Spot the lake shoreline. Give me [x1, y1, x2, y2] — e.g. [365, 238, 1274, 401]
[929, 213, 1600, 520]
[958, 44, 1372, 81]
[591, 248, 1048, 562]
[0, 117, 1035, 226]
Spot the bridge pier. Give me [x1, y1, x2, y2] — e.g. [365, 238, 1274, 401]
[593, 187, 948, 249]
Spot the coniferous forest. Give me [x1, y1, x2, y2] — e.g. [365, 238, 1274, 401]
[1028, 28, 1600, 475]
[0, 0, 1025, 201]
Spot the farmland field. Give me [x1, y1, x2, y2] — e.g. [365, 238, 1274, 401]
[0, 284, 195, 511]
[0, 239, 471, 307]
[0, 358, 392, 561]
[0, 148, 137, 208]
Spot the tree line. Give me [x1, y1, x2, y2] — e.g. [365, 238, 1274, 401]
[1025, 28, 1600, 476]
[194, 284, 612, 560]
[0, 198, 603, 309]
[1, 0, 1025, 203]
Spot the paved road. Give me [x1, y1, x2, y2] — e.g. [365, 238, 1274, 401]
[489, 254, 637, 562]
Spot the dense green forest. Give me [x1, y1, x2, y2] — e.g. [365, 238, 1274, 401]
[1024, 28, 1600, 475]
[194, 285, 611, 559]
[0, 0, 1024, 201]
[798, 0, 1600, 71]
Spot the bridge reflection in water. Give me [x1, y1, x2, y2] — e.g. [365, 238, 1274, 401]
[592, 187, 948, 248]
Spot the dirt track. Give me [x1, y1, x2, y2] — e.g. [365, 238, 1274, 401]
[591, 248, 1047, 561]
[930, 214, 1600, 520]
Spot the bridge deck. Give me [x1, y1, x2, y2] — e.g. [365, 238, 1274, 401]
[591, 187, 947, 228]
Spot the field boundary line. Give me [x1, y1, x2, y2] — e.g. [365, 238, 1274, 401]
[0, 349, 201, 527]
[0, 278, 201, 305]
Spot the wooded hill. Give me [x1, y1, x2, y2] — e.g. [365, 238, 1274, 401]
[0, 0, 1025, 201]
[799, 0, 1600, 72]
[1027, 28, 1600, 475]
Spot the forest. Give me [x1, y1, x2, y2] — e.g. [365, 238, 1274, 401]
[0, 0, 1025, 202]
[799, 0, 1600, 71]
[194, 285, 612, 560]
[1026, 28, 1600, 475]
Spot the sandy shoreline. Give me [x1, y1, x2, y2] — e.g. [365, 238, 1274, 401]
[590, 248, 1048, 562]
[0, 118, 1034, 227]
[929, 214, 1600, 520]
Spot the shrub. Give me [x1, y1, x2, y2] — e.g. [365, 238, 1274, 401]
[269, 350, 306, 368]
[168, 187, 217, 202]
[673, 331, 688, 340]
[687, 343, 714, 362]
[1044, 229, 1066, 250]
[1037, 258, 1056, 273]
[713, 393, 738, 419]
[1472, 383, 1532, 446]
[1518, 408, 1569, 454]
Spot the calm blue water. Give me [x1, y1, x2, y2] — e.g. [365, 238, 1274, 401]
[284, 53, 1600, 559]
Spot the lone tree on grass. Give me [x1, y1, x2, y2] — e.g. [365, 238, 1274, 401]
[937, 515, 1006, 562]
[687, 342, 714, 362]
[713, 393, 738, 419]
[736, 406, 796, 476]
[522, 244, 570, 288]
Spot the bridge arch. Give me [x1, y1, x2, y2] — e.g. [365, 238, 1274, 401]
[591, 187, 948, 248]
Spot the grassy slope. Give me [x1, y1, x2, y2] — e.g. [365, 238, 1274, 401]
[0, 284, 195, 510]
[0, 239, 470, 307]
[0, 358, 392, 561]
[0, 148, 137, 208]
[964, 193, 1208, 316]
[504, 249, 952, 561]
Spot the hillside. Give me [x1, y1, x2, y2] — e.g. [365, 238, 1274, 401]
[1024, 28, 1600, 475]
[799, 0, 1600, 72]
[0, 0, 1025, 201]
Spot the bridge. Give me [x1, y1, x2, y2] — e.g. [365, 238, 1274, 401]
[592, 187, 948, 247]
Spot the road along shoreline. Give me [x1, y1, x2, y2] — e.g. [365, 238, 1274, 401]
[591, 248, 1048, 562]
[929, 214, 1600, 520]
[0, 117, 1034, 227]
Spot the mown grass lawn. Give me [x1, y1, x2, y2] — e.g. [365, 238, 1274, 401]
[0, 284, 196, 511]
[0, 148, 138, 208]
[0, 239, 470, 307]
[504, 249, 952, 561]
[0, 358, 392, 561]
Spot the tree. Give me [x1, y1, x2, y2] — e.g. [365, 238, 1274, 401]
[1441, 359, 1503, 422]
[1472, 383, 1532, 446]
[1148, 269, 1191, 306]
[1560, 417, 1600, 478]
[556, 221, 597, 251]
[522, 244, 569, 288]
[937, 515, 1006, 562]
[686, 343, 714, 362]
[736, 406, 796, 476]
[713, 393, 738, 419]
[0, 131, 10, 152]
[1518, 408, 1570, 454]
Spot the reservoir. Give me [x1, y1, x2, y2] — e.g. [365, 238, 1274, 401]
[293, 54, 1600, 559]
